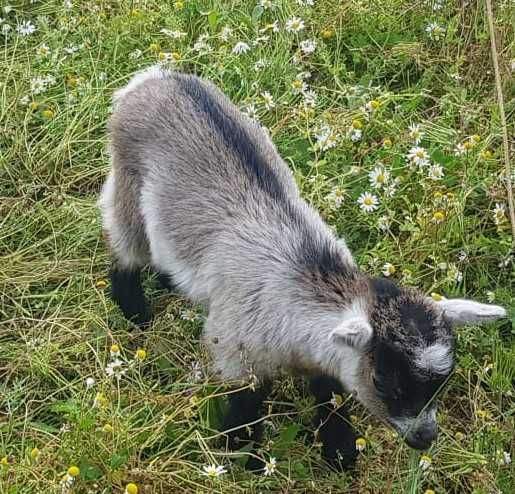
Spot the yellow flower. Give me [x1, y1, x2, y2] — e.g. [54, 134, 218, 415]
[135, 349, 147, 361]
[352, 119, 363, 129]
[125, 483, 138, 494]
[463, 140, 474, 150]
[42, 109, 55, 119]
[454, 431, 464, 441]
[95, 279, 107, 289]
[471, 134, 481, 143]
[93, 392, 108, 408]
[67, 465, 80, 477]
[102, 423, 113, 433]
[130, 8, 142, 17]
[424, 490, 436, 494]
[291, 79, 303, 90]
[476, 409, 490, 419]
[1, 456, 8, 466]
[29, 101, 39, 111]
[171, 52, 181, 61]
[174, 1, 184, 8]
[382, 138, 392, 148]
[432, 211, 445, 223]
[110, 344, 120, 354]
[369, 100, 380, 110]
[419, 454, 432, 470]
[158, 52, 167, 61]
[30, 447, 40, 460]
[433, 191, 443, 199]
[355, 437, 366, 451]
[321, 29, 334, 39]
[480, 149, 493, 160]
[431, 292, 443, 302]
[149, 43, 160, 52]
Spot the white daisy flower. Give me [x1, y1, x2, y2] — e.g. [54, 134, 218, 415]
[427, 163, 444, 180]
[302, 89, 317, 107]
[242, 103, 259, 122]
[486, 291, 495, 303]
[347, 127, 362, 142]
[447, 264, 463, 283]
[261, 91, 275, 110]
[105, 359, 127, 380]
[285, 17, 305, 32]
[129, 48, 142, 59]
[357, 192, 379, 213]
[407, 146, 430, 167]
[30, 77, 49, 95]
[326, 187, 345, 209]
[85, 377, 96, 389]
[492, 203, 506, 225]
[16, 20, 37, 36]
[419, 454, 432, 471]
[300, 39, 316, 54]
[201, 464, 227, 478]
[260, 20, 280, 33]
[377, 215, 391, 231]
[315, 124, 339, 151]
[497, 450, 511, 466]
[408, 123, 424, 144]
[37, 43, 50, 57]
[382, 263, 396, 277]
[263, 457, 277, 476]
[425, 22, 446, 41]
[2, 23, 11, 35]
[193, 35, 212, 54]
[180, 309, 198, 321]
[220, 26, 233, 41]
[259, 0, 273, 8]
[232, 41, 251, 54]
[19, 94, 31, 106]
[160, 29, 186, 39]
[368, 165, 390, 189]
[253, 59, 268, 71]
[454, 143, 466, 156]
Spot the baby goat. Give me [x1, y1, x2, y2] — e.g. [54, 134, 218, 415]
[99, 67, 506, 469]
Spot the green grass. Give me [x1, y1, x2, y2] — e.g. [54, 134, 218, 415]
[1, 0, 514, 492]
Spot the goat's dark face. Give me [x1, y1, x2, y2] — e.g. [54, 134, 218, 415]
[355, 280, 455, 450]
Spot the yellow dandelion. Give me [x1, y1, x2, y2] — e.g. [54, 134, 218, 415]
[30, 447, 40, 460]
[135, 349, 147, 361]
[432, 211, 445, 223]
[174, 1, 184, 9]
[321, 29, 334, 39]
[480, 149, 493, 159]
[1, 456, 8, 466]
[149, 43, 160, 52]
[463, 140, 474, 150]
[102, 423, 113, 433]
[158, 52, 167, 61]
[67, 465, 80, 477]
[110, 344, 120, 354]
[369, 100, 380, 110]
[29, 101, 39, 111]
[95, 279, 107, 289]
[42, 109, 55, 119]
[171, 52, 181, 61]
[352, 119, 363, 129]
[125, 482, 138, 494]
[383, 137, 392, 148]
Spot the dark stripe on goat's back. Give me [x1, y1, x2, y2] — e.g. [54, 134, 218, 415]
[175, 74, 288, 201]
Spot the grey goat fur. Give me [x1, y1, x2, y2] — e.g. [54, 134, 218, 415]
[99, 66, 507, 466]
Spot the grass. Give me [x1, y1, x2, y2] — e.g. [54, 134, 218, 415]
[1, 0, 514, 492]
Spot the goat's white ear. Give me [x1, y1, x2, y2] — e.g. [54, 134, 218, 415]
[431, 298, 506, 325]
[330, 317, 373, 350]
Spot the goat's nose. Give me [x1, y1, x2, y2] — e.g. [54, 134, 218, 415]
[406, 422, 438, 450]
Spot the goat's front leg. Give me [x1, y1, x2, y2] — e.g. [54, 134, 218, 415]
[310, 375, 358, 470]
[221, 382, 272, 471]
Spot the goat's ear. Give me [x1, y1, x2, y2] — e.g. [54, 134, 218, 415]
[431, 298, 506, 326]
[330, 316, 373, 350]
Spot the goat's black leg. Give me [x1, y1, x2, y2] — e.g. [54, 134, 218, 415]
[222, 382, 272, 471]
[110, 265, 151, 327]
[310, 375, 358, 470]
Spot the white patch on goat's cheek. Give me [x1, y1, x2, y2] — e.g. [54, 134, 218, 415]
[415, 342, 453, 374]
